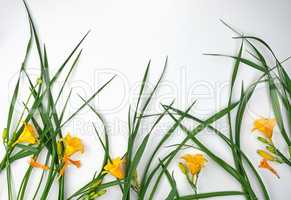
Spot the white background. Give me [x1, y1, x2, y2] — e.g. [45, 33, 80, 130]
[0, 0, 291, 199]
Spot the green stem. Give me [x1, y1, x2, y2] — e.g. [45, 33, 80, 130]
[6, 149, 13, 200]
[0, 154, 7, 172]
[58, 175, 65, 200]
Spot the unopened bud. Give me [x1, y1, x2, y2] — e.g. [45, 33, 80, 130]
[37, 78, 43, 85]
[2, 128, 8, 142]
[266, 146, 276, 154]
[257, 136, 271, 145]
[89, 190, 106, 199]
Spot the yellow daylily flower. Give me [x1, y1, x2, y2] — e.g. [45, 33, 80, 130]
[257, 149, 276, 161]
[259, 159, 279, 178]
[15, 123, 38, 145]
[104, 157, 125, 179]
[29, 158, 49, 170]
[181, 154, 207, 176]
[59, 133, 84, 176]
[252, 118, 276, 139]
[63, 133, 84, 157]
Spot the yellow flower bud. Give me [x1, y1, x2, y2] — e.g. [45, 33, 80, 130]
[178, 162, 187, 174]
[37, 78, 43, 85]
[257, 150, 275, 161]
[2, 128, 8, 142]
[89, 190, 106, 199]
[57, 141, 63, 157]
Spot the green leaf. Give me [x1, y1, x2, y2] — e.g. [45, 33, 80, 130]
[204, 53, 266, 72]
[61, 75, 116, 127]
[124, 57, 168, 200]
[139, 100, 195, 199]
[159, 160, 179, 199]
[178, 191, 244, 200]
[54, 50, 82, 107]
[15, 144, 39, 154]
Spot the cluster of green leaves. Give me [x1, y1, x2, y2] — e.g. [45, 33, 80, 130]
[74, 23, 290, 200]
[208, 20, 291, 167]
[71, 56, 249, 200]
[0, 1, 115, 200]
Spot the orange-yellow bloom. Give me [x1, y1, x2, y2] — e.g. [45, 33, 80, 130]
[60, 155, 81, 176]
[59, 133, 84, 176]
[257, 149, 276, 161]
[259, 159, 279, 178]
[15, 123, 38, 145]
[252, 118, 276, 139]
[180, 154, 207, 176]
[29, 159, 49, 170]
[63, 133, 84, 157]
[104, 157, 125, 179]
